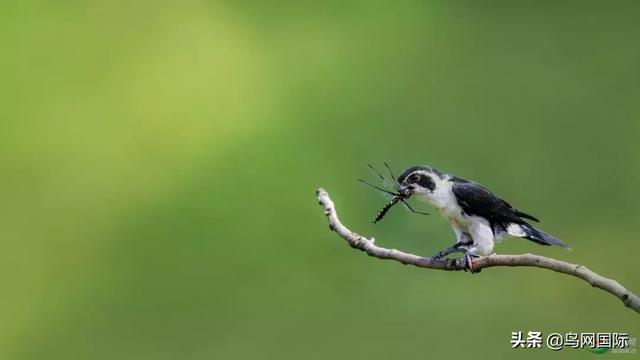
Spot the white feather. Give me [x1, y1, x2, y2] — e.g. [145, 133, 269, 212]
[506, 223, 526, 237]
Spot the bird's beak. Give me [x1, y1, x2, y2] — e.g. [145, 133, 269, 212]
[398, 184, 412, 197]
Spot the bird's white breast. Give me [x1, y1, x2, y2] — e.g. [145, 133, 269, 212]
[416, 177, 471, 230]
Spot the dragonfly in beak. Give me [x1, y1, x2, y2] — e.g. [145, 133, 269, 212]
[358, 163, 428, 223]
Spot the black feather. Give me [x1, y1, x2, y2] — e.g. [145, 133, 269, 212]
[521, 224, 571, 250]
[451, 181, 538, 225]
[514, 210, 539, 222]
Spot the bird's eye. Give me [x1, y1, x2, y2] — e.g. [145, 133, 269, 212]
[409, 173, 421, 183]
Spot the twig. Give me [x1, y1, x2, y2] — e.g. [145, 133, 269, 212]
[316, 188, 640, 314]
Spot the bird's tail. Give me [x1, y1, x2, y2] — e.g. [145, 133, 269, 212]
[519, 223, 571, 250]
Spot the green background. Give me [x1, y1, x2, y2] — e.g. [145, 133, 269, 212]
[1, 1, 639, 359]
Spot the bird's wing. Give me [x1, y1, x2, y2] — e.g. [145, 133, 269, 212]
[451, 181, 538, 224]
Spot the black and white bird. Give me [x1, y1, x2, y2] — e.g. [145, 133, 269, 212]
[395, 165, 570, 271]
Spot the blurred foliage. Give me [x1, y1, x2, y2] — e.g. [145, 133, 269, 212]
[1, 0, 639, 359]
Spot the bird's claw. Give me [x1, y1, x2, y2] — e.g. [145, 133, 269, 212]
[462, 253, 481, 273]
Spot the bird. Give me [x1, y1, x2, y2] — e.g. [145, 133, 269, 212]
[395, 165, 570, 271]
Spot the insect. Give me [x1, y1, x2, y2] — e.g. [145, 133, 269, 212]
[358, 163, 429, 223]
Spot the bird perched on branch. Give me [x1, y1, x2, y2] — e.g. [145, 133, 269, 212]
[367, 165, 571, 272]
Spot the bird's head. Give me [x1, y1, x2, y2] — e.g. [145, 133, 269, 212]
[397, 166, 443, 197]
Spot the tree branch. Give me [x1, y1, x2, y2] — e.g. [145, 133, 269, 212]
[316, 188, 640, 314]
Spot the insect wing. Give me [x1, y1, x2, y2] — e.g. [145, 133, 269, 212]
[367, 164, 396, 191]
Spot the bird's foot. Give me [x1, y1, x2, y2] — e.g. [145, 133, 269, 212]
[432, 242, 470, 259]
[432, 247, 449, 259]
[462, 253, 481, 274]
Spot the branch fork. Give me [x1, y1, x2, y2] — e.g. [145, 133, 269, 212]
[316, 188, 640, 314]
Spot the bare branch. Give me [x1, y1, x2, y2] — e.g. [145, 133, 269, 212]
[316, 188, 640, 314]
